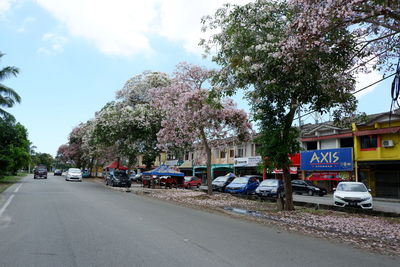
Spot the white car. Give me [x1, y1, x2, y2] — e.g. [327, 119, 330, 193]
[66, 168, 83, 182]
[333, 182, 373, 209]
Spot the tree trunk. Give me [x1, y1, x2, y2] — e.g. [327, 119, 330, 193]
[282, 165, 294, 210]
[200, 127, 213, 195]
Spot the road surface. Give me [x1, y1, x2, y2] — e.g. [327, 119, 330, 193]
[0, 174, 398, 267]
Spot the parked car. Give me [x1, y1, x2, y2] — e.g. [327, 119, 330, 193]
[291, 179, 327, 196]
[183, 176, 202, 188]
[225, 176, 260, 195]
[130, 173, 142, 183]
[212, 174, 236, 192]
[53, 169, 62, 176]
[106, 170, 131, 188]
[255, 179, 284, 198]
[34, 166, 47, 179]
[66, 168, 82, 182]
[333, 182, 373, 209]
[82, 170, 91, 178]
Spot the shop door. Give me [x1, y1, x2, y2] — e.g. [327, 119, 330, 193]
[375, 172, 400, 199]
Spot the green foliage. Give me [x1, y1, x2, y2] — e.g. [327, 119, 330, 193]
[31, 153, 55, 170]
[0, 118, 31, 176]
[0, 52, 21, 121]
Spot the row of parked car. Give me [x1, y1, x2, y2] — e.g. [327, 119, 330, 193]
[211, 174, 373, 209]
[211, 174, 327, 197]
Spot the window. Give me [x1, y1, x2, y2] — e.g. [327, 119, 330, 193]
[185, 153, 189, 161]
[220, 151, 226, 158]
[361, 135, 377, 149]
[306, 141, 317, 150]
[229, 150, 234, 158]
[340, 138, 353, 148]
[236, 148, 244, 158]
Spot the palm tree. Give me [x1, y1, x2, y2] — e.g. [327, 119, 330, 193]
[0, 52, 20, 120]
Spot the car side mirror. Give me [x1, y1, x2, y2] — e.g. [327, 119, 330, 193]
[332, 188, 336, 191]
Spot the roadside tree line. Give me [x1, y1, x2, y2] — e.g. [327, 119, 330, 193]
[59, 0, 399, 210]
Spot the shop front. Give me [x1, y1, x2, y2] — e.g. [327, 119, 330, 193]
[300, 148, 354, 192]
[358, 161, 400, 199]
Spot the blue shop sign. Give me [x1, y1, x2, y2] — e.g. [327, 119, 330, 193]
[300, 148, 353, 171]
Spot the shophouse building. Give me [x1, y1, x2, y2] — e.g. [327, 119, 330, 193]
[353, 111, 400, 199]
[300, 122, 354, 191]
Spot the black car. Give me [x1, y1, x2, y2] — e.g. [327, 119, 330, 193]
[212, 175, 236, 192]
[34, 166, 48, 179]
[291, 180, 327, 196]
[255, 179, 284, 198]
[105, 170, 131, 188]
[54, 169, 62, 176]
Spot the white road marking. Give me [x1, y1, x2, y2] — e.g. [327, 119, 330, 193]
[0, 195, 15, 217]
[13, 184, 22, 193]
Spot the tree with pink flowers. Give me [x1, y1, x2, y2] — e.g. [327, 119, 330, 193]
[152, 62, 253, 195]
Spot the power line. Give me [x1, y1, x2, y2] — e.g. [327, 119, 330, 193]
[295, 72, 397, 122]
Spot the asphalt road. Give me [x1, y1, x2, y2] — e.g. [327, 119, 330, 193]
[0, 175, 398, 267]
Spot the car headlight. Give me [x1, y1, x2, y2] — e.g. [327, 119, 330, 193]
[314, 188, 320, 191]
[360, 197, 371, 202]
[271, 189, 277, 193]
[255, 188, 260, 193]
[335, 195, 344, 200]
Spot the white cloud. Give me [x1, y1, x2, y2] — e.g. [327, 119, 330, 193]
[33, 0, 249, 56]
[354, 70, 382, 98]
[0, 0, 16, 16]
[37, 33, 68, 54]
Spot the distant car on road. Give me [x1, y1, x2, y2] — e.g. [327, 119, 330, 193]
[291, 180, 327, 196]
[183, 176, 202, 188]
[66, 168, 82, 182]
[333, 182, 373, 209]
[54, 169, 62, 176]
[225, 176, 260, 195]
[34, 166, 48, 179]
[212, 174, 236, 192]
[106, 170, 131, 188]
[255, 179, 284, 199]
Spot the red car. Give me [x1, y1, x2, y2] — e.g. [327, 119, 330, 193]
[183, 176, 202, 188]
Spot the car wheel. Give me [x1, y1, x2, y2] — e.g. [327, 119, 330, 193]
[197, 184, 200, 188]
[308, 190, 314, 196]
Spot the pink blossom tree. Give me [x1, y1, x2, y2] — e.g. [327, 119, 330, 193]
[152, 62, 253, 195]
[285, 0, 399, 73]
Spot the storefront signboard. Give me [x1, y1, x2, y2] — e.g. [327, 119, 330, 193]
[300, 148, 353, 171]
[234, 156, 262, 167]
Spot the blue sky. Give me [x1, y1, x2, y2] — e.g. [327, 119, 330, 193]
[0, 0, 394, 156]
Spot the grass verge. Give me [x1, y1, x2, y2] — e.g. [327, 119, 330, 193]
[0, 173, 27, 193]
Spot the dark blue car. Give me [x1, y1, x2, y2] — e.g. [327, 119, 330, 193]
[225, 176, 260, 195]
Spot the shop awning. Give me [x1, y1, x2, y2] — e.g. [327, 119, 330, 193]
[105, 161, 128, 170]
[306, 172, 350, 181]
[143, 164, 184, 177]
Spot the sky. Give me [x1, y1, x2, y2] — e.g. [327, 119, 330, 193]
[0, 0, 395, 156]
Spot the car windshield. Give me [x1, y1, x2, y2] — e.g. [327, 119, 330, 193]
[303, 181, 315, 186]
[337, 183, 367, 192]
[184, 176, 192, 181]
[37, 168, 46, 171]
[232, 177, 249, 184]
[261, 180, 278, 186]
[114, 171, 128, 178]
[213, 176, 228, 182]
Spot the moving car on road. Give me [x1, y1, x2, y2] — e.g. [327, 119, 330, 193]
[212, 174, 236, 192]
[106, 170, 131, 188]
[333, 182, 373, 209]
[291, 179, 327, 196]
[255, 179, 284, 199]
[225, 176, 260, 195]
[66, 168, 82, 182]
[34, 165, 47, 179]
[54, 169, 62, 176]
[183, 176, 202, 188]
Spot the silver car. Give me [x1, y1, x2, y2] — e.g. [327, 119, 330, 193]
[66, 168, 83, 182]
